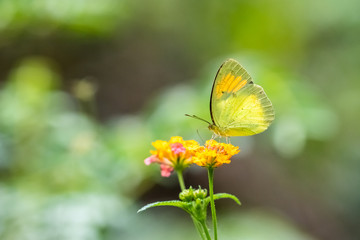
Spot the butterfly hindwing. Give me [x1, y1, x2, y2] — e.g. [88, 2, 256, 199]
[210, 59, 274, 136]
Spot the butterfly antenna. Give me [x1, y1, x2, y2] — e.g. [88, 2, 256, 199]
[185, 114, 211, 125]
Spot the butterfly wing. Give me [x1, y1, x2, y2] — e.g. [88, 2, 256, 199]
[210, 59, 274, 136]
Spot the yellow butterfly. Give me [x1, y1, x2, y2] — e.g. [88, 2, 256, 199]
[187, 58, 274, 137]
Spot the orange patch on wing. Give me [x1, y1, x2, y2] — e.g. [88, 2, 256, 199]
[223, 73, 232, 82]
[215, 73, 247, 99]
[232, 79, 247, 92]
[225, 75, 235, 91]
[215, 74, 230, 98]
[227, 76, 242, 92]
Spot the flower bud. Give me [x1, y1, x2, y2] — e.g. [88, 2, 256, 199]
[179, 187, 194, 202]
[194, 198, 203, 211]
[193, 187, 207, 199]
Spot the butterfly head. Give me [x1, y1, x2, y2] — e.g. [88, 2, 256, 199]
[208, 124, 223, 136]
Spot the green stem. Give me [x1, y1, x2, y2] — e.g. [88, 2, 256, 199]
[208, 167, 218, 240]
[200, 220, 212, 240]
[191, 217, 206, 240]
[177, 171, 207, 239]
[176, 170, 185, 191]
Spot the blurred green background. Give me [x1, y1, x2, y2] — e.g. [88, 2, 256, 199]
[0, 0, 359, 239]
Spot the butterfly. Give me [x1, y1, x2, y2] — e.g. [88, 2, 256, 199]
[186, 58, 274, 138]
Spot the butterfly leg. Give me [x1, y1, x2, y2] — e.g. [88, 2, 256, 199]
[211, 133, 218, 140]
[196, 129, 205, 145]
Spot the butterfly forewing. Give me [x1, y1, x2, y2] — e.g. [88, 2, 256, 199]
[210, 59, 253, 126]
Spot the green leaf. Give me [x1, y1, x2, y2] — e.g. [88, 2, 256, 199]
[213, 193, 241, 206]
[137, 200, 187, 213]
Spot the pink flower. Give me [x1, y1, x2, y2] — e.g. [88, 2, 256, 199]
[160, 164, 174, 177]
[170, 143, 186, 154]
[144, 155, 159, 165]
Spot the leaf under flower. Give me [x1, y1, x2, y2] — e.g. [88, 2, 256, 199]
[137, 200, 188, 213]
[213, 193, 241, 205]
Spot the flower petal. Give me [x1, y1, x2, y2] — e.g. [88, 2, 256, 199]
[144, 155, 159, 165]
[160, 164, 174, 177]
[170, 143, 186, 154]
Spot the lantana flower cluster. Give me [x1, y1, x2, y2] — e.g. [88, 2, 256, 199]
[192, 140, 240, 168]
[144, 136, 240, 176]
[144, 136, 199, 177]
